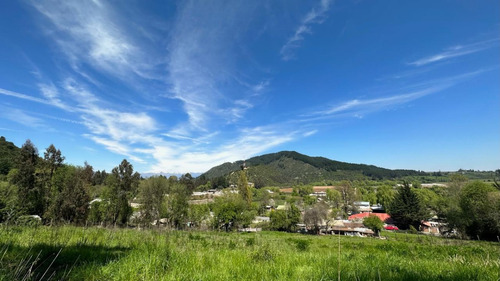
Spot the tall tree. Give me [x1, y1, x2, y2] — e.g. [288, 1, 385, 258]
[14, 140, 42, 215]
[59, 166, 90, 225]
[237, 170, 252, 205]
[138, 176, 168, 227]
[212, 193, 248, 231]
[303, 202, 329, 234]
[43, 144, 64, 181]
[338, 180, 357, 218]
[458, 181, 500, 240]
[166, 182, 191, 229]
[108, 159, 140, 226]
[388, 181, 428, 230]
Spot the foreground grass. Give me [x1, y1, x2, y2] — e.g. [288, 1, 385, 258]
[0, 226, 499, 280]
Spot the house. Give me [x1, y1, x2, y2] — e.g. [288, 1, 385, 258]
[312, 186, 337, 192]
[309, 191, 327, 197]
[420, 221, 441, 234]
[328, 220, 375, 236]
[238, 228, 262, 232]
[353, 201, 371, 213]
[252, 216, 270, 224]
[348, 213, 393, 224]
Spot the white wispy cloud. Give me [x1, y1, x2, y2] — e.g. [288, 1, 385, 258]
[149, 125, 297, 173]
[2, 81, 301, 173]
[0, 107, 48, 129]
[29, 0, 162, 81]
[280, 0, 333, 61]
[307, 69, 488, 120]
[0, 88, 54, 106]
[408, 38, 499, 66]
[166, 1, 265, 132]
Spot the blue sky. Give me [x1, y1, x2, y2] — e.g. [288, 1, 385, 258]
[0, 0, 499, 173]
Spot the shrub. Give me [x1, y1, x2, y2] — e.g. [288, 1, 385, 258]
[293, 239, 311, 251]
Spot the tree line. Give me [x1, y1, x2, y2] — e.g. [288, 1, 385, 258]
[1, 138, 499, 241]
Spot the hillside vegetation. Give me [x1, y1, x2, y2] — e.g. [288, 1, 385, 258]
[203, 151, 427, 186]
[0, 137, 20, 175]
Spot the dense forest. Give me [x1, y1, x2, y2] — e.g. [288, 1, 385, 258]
[1, 136, 500, 241]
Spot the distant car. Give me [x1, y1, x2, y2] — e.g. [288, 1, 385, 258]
[384, 225, 399, 231]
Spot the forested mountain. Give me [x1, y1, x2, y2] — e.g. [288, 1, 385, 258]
[202, 151, 427, 186]
[0, 136, 20, 175]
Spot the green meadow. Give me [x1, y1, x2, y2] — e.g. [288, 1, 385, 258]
[0, 226, 499, 281]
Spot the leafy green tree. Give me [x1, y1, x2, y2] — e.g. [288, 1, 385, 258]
[388, 181, 428, 230]
[92, 170, 108, 186]
[212, 193, 248, 231]
[363, 191, 377, 205]
[45, 165, 90, 225]
[107, 159, 140, 226]
[237, 170, 252, 205]
[180, 173, 195, 192]
[414, 188, 441, 216]
[138, 176, 168, 227]
[269, 203, 301, 232]
[326, 188, 341, 208]
[363, 215, 384, 236]
[376, 185, 395, 211]
[59, 167, 91, 225]
[43, 144, 64, 181]
[166, 182, 191, 229]
[293, 185, 313, 197]
[14, 140, 43, 216]
[188, 204, 210, 228]
[338, 180, 357, 218]
[0, 181, 20, 223]
[458, 181, 500, 240]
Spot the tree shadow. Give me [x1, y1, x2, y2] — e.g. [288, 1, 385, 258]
[0, 242, 129, 280]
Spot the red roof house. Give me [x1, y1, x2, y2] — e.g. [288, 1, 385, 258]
[348, 213, 392, 223]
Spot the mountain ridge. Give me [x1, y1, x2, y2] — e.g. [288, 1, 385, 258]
[201, 151, 426, 186]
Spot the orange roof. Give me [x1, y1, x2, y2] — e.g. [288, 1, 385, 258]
[279, 187, 293, 193]
[312, 186, 337, 192]
[348, 213, 391, 222]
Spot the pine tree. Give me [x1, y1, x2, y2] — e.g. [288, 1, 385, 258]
[15, 140, 43, 215]
[388, 181, 428, 230]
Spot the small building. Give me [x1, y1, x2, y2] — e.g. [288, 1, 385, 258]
[238, 228, 262, 232]
[309, 191, 327, 197]
[252, 216, 270, 224]
[420, 221, 441, 234]
[328, 220, 375, 236]
[353, 201, 372, 213]
[348, 213, 393, 224]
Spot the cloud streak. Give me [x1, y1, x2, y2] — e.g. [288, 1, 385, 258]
[408, 38, 499, 66]
[166, 1, 266, 133]
[280, 0, 333, 61]
[30, 0, 162, 81]
[306, 69, 488, 120]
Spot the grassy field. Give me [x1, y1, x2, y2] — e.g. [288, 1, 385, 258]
[0, 226, 499, 281]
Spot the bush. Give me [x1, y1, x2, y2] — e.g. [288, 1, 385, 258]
[409, 225, 418, 234]
[252, 244, 274, 262]
[293, 239, 311, 251]
[16, 215, 42, 227]
[246, 237, 255, 246]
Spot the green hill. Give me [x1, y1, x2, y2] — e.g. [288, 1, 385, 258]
[202, 151, 426, 186]
[0, 136, 20, 175]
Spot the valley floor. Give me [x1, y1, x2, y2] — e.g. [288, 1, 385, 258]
[0, 226, 498, 281]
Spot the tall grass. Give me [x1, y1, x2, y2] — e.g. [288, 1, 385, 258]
[0, 226, 498, 280]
